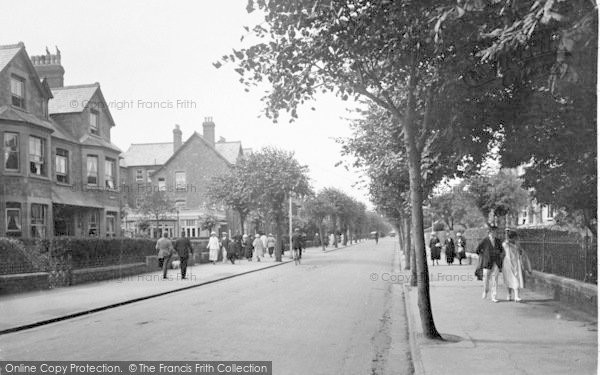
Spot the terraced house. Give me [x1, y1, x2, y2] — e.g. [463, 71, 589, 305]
[120, 119, 245, 238]
[0, 42, 122, 238]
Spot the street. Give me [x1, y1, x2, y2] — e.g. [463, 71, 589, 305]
[1, 239, 411, 375]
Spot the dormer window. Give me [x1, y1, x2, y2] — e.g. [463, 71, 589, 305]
[90, 110, 99, 135]
[10, 75, 25, 109]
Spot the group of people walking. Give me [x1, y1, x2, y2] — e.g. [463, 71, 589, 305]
[429, 230, 467, 266]
[428, 225, 532, 303]
[208, 232, 277, 264]
[475, 224, 531, 303]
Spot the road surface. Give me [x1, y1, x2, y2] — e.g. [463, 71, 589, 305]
[1, 239, 411, 375]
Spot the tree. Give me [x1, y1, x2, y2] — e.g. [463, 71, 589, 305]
[466, 170, 529, 227]
[199, 214, 218, 235]
[304, 193, 333, 251]
[241, 147, 312, 260]
[138, 191, 174, 237]
[208, 168, 253, 234]
[228, 0, 507, 339]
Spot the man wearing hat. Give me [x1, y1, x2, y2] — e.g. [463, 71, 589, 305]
[475, 224, 505, 302]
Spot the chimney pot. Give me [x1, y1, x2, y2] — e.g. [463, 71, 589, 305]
[202, 117, 216, 147]
[173, 124, 183, 152]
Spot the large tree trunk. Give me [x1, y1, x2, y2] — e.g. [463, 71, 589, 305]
[319, 222, 326, 251]
[399, 51, 442, 340]
[274, 212, 283, 261]
[407, 217, 417, 287]
[332, 216, 338, 248]
[239, 213, 246, 235]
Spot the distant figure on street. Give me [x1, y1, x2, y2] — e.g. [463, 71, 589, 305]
[502, 229, 530, 302]
[429, 234, 442, 266]
[156, 232, 174, 279]
[375, 231, 379, 245]
[260, 232, 268, 250]
[207, 232, 220, 265]
[227, 234, 239, 264]
[253, 234, 265, 262]
[456, 232, 467, 265]
[220, 233, 230, 264]
[243, 234, 253, 261]
[266, 233, 276, 258]
[292, 228, 303, 259]
[475, 224, 504, 302]
[444, 231, 455, 264]
[174, 233, 193, 279]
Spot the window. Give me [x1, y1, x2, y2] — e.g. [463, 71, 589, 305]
[4, 132, 19, 171]
[87, 155, 98, 185]
[29, 136, 46, 176]
[135, 169, 144, 182]
[89, 211, 98, 236]
[55, 149, 69, 183]
[90, 110, 99, 135]
[158, 177, 166, 191]
[147, 169, 154, 183]
[6, 202, 21, 236]
[106, 213, 116, 237]
[105, 158, 116, 189]
[547, 205, 555, 219]
[30, 203, 47, 238]
[10, 75, 25, 109]
[175, 172, 186, 190]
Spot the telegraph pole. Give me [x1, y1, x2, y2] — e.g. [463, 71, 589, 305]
[289, 194, 293, 259]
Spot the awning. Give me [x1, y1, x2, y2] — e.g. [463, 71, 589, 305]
[52, 186, 105, 208]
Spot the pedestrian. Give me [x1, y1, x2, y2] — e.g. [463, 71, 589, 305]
[174, 232, 193, 279]
[429, 234, 442, 266]
[260, 232, 268, 251]
[375, 231, 379, 245]
[502, 229, 528, 302]
[227, 235, 239, 265]
[155, 232, 174, 279]
[243, 234, 253, 261]
[207, 232, 220, 265]
[456, 231, 467, 265]
[475, 224, 504, 302]
[253, 234, 265, 262]
[444, 230, 455, 265]
[220, 233, 231, 264]
[292, 228, 303, 259]
[267, 233, 276, 257]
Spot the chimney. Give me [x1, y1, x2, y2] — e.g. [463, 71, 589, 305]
[31, 46, 65, 88]
[202, 117, 215, 147]
[173, 124, 182, 152]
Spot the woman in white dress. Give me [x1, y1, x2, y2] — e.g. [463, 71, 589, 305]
[207, 232, 220, 265]
[502, 230, 524, 302]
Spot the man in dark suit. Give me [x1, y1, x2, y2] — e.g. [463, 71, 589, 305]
[476, 224, 504, 302]
[174, 232, 193, 279]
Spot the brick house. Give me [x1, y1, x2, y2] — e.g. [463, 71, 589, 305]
[120, 119, 245, 238]
[0, 43, 122, 238]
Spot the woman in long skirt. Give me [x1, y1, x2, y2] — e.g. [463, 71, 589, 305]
[502, 230, 524, 302]
[207, 232, 220, 265]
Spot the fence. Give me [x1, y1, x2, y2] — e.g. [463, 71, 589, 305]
[461, 228, 597, 284]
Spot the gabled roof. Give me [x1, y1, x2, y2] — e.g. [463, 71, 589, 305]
[120, 142, 174, 167]
[215, 141, 243, 164]
[152, 132, 232, 174]
[0, 42, 52, 99]
[0, 43, 23, 73]
[49, 83, 98, 114]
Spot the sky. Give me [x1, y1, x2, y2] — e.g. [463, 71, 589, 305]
[3, 0, 371, 207]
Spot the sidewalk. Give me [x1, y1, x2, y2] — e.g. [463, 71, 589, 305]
[403, 262, 598, 375]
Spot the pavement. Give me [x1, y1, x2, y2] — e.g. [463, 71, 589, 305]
[0, 244, 353, 335]
[401, 255, 598, 375]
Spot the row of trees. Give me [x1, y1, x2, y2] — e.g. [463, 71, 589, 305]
[207, 147, 387, 259]
[225, 0, 597, 339]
